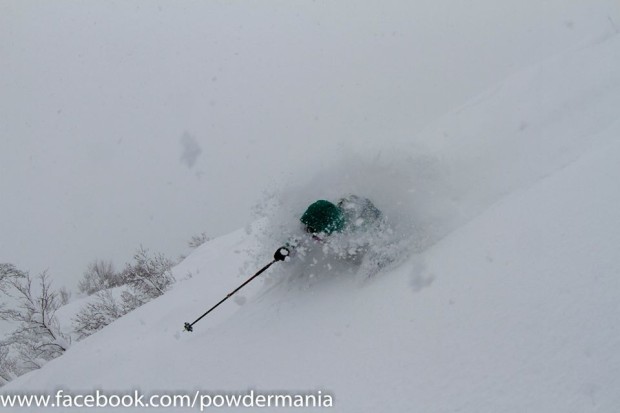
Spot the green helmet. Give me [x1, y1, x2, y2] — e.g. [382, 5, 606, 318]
[300, 200, 345, 235]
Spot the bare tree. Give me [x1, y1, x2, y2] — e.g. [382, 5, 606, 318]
[72, 289, 125, 340]
[78, 260, 122, 296]
[0, 344, 18, 387]
[0, 271, 70, 372]
[58, 286, 72, 305]
[0, 263, 12, 288]
[0, 264, 24, 312]
[0, 264, 24, 386]
[120, 247, 175, 312]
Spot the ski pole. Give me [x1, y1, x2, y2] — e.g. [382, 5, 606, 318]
[183, 247, 289, 332]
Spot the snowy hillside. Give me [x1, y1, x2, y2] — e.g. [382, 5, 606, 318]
[2, 25, 619, 412]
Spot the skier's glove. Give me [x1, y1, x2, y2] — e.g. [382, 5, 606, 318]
[274, 247, 290, 262]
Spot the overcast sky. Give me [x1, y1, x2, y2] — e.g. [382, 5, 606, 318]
[1, 0, 618, 289]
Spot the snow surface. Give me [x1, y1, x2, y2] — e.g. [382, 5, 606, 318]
[3, 14, 620, 413]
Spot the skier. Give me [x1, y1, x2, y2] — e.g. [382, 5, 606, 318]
[278, 195, 384, 260]
[185, 196, 385, 331]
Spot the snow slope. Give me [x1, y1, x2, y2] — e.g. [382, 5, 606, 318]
[2, 29, 620, 413]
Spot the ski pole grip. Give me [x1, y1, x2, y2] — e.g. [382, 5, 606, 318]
[274, 247, 290, 262]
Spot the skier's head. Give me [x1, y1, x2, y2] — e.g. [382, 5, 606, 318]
[300, 200, 345, 236]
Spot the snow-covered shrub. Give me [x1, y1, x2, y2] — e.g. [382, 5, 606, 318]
[78, 260, 123, 296]
[188, 231, 210, 249]
[72, 248, 176, 341]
